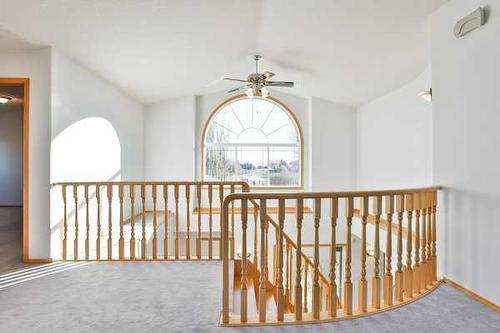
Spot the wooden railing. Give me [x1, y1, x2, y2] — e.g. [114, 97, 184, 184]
[53, 181, 249, 261]
[221, 187, 440, 325]
[244, 199, 333, 323]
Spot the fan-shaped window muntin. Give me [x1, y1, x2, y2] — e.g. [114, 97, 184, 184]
[203, 96, 302, 187]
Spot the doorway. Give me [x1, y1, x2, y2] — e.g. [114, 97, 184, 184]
[0, 78, 29, 272]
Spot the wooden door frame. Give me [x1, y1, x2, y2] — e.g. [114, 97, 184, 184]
[0, 78, 30, 262]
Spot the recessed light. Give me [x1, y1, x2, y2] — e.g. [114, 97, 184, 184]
[0, 96, 12, 104]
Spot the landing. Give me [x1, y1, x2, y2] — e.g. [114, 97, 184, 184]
[0, 262, 498, 333]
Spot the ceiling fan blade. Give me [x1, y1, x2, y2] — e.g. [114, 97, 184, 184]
[265, 81, 294, 87]
[223, 78, 250, 83]
[227, 84, 251, 93]
[263, 71, 275, 79]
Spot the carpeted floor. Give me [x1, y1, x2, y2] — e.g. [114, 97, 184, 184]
[0, 262, 498, 333]
[0, 206, 32, 273]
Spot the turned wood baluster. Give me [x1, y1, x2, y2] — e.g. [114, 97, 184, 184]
[404, 194, 414, 298]
[129, 184, 136, 260]
[431, 192, 437, 281]
[264, 209, 270, 284]
[197, 184, 202, 259]
[359, 196, 368, 313]
[73, 185, 79, 260]
[304, 260, 309, 313]
[295, 198, 304, 320]
[230, 184, 235, 260]
[273, 232, 279, 286]
[421, 193, 428, 288]
[258, 199, 267, 322]
[118, 185, 125, 260]
[219, 184, 224, 259]
[141, 185, 147, 260]
[163, 185, 169, 260]
[107, 184, 113, 260]
[413, 194, 421, 294]
[384, 195, 394, 306]
[427, 193, 433, 284]
[344, 197, 354, 315]
[62, 185, 68, 260]
[174, 185, 180, 260]
[372, 196, 382, 309]
[85, 185, 90, 260]
[185, 185, 191, 259]
[312, 198, 321, 319]
[285, 243, 290, 303]
[395, 194, 404, 301]
[222, 191, 230, 325]
[288, 245, 293, 304]
[329, 198, 338, 318]
[253, 204, 258, 268]
[285, 241, 292, 303]
[277, 198, 285, 321]
[241, 198, 248, 322]
[208, 184, 213, 260]
[152, 185, 158, 260]
[96, 185, 101, 260]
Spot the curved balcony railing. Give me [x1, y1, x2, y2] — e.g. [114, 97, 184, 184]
[221, 186, 441, 326]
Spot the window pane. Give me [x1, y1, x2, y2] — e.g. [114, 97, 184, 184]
[229, 99, 253, 129]
[252, 99, 275, 128]
[261, 105, 292, 136]
[204, 146, 238, 181]
[205, 122, 238, 144]
[267, 123, 299, 144]
[237, 146, 269, 186]
[269, 146, 300, 186]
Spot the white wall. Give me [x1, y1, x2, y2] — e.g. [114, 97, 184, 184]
[432, 0, 500, 303]
[51, 50, 144, 182]
[50, 50, 144, 259]
[0, 48, 52, 259]
[0, 103, 23, 205]
[310, 97, 357, 191]
[145, 96, 196, 180]
[357, 67, 433, 189]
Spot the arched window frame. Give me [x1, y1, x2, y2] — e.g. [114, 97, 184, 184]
[201, 95, 304, 189]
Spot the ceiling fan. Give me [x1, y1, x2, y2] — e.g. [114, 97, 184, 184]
[224, 55, 294, 98]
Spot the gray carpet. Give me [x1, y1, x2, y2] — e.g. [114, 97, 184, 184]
[0, 262, 498, 333]
[0, 207, 31, 273]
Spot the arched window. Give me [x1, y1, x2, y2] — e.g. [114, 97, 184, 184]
[203, 96, 302, 187]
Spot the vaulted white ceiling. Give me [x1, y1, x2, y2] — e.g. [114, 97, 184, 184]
[0, 0, 448, 106]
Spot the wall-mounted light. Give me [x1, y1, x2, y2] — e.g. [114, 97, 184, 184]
[418, 88, 432, 102]
[454, 8, 486, 38]
[0, 96, 12, 104]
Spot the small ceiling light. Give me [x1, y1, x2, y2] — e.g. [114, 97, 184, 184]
[245, 87, 254, 98]
[0, 96, 12, 104]
[261, 87, 270, 98]
[418, 88, 432, 102]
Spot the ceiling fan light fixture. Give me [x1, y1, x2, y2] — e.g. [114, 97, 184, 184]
[0, 96, 12, 104]
[225, 55, 293, 98]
